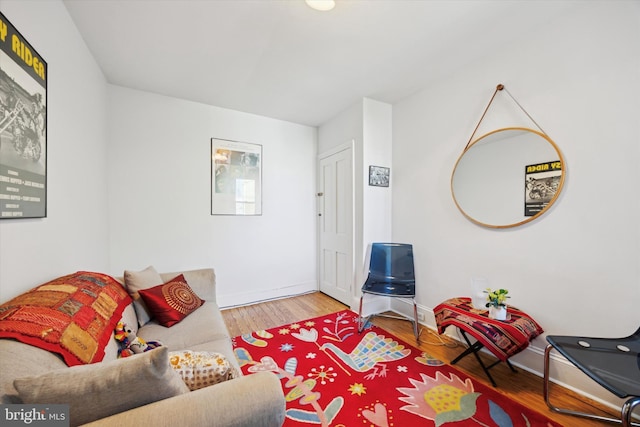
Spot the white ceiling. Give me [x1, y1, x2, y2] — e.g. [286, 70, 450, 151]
[62, 0, 579, 127]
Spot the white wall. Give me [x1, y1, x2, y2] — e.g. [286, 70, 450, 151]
[0, 0, 110, 301]
[0, 0, 318, 308]
[107, 86, 318, 307]
[362, 99, 393, 250]
[392, 1, 639, 408]
[318, 98, 393, 309]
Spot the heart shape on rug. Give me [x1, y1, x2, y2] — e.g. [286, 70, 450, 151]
[362, 403, 389, 427]
[248, 356, 278, 372]
[291, 328, 318, 342]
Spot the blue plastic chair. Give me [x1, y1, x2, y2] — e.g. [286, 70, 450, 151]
[357, 243, 420, 341]
[543, 327, 640, 426]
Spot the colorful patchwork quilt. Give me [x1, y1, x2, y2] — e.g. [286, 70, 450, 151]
[0, 271, 132, 366]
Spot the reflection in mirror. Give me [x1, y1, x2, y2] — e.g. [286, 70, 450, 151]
[451, 127, 565, 228]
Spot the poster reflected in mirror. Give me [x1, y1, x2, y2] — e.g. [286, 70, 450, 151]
[0, 12, 47, 219]
[369, 165, 389, 187]
[211, 138, 262, 215]
[524, 160, 561, 216]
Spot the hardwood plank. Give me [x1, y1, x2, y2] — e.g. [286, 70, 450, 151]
[222, 292, 621, 427]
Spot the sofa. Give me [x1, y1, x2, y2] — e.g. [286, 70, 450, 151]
[0, 267, 286, 427]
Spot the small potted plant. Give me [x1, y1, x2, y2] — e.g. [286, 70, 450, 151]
[484, 288, 510, 320]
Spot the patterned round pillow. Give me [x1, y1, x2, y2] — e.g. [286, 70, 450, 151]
[169, 350, 238, 391]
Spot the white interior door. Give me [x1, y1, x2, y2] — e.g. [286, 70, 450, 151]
[318, 144, 353, 305]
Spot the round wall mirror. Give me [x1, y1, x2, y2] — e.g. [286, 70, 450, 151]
[451, 127, 565, 228]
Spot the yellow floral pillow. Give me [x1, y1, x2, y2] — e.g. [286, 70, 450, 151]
[169, 350, 237, 391]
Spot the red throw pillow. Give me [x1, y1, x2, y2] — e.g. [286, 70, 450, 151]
[138, 274, 204, 327]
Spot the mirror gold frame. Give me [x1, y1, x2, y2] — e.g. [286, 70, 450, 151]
[451, 127, 565, 229]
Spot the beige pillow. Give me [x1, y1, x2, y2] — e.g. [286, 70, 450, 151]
[169, 350, 238, 391]
[124, 265, 163, 326]
[14, 347, 189, 426]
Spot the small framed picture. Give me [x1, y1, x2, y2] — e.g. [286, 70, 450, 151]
[369, 165, 390, 187]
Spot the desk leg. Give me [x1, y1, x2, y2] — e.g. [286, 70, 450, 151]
[458, 330, 497, 386]
[450, 340, 484, 365]
[450, 329, 520, 387]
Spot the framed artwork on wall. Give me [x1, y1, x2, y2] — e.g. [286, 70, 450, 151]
[0, 12, 48, 219]
[369, 165, 389, 187]
[211, 138, 262, 215]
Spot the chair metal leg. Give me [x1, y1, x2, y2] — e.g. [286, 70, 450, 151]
[544, 344, 640, 426]
[357, 294, 367, 333]
[622, 397, 640, 427]
[412, 298, 420, 343]
[358, 294, 420, 342]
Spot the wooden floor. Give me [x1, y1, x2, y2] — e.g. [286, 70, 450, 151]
[222, 292, 618, 427]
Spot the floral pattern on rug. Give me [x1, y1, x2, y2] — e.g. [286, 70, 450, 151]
[232, 310, 559, 427]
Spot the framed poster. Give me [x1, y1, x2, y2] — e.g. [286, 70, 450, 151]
[524, 160, 562, 216]
[369, 165, 389, 187]
[211, 138, 262, 215]
[0, 12, 47, 219]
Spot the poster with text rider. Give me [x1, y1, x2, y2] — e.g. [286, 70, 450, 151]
[0, 12, 47, 219]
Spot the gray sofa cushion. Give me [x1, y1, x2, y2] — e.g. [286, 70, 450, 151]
[14, 346, 189, 426]
[0, 339, 67, 404]
[137, 302, 229, 348]
[137, 301, 241, 373]
[123, 265, 164, 326]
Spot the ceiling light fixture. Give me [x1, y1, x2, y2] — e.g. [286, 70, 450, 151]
[305, 0, 336, 12]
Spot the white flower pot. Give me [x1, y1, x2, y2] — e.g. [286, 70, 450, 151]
[489, 306, 507, 321]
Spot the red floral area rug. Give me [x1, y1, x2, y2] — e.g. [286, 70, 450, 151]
[232, 310, 560, 427]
